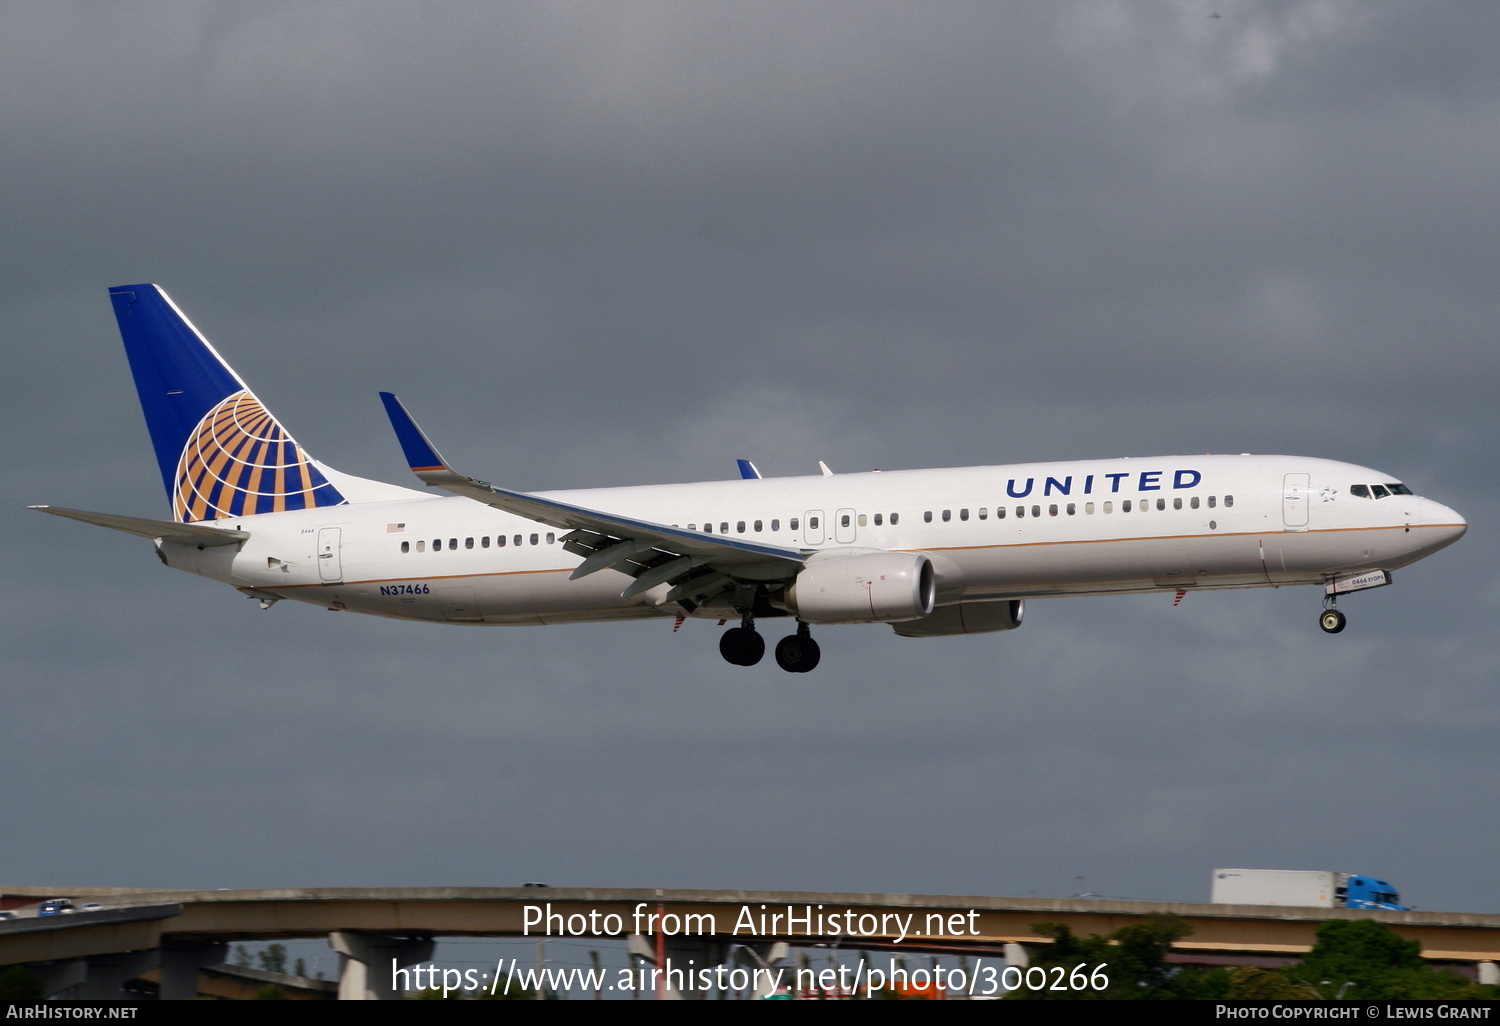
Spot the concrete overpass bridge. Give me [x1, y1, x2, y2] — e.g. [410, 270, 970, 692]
[2, 885, 1497, 999]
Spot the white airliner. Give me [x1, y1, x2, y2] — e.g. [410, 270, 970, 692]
[34, 284, 1467, 673]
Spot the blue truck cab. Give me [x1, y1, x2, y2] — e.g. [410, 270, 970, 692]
[1340, 876, 1407, 911]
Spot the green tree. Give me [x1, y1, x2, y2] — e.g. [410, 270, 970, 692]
[471, 977, 532, 1000]
[257, 943, 288, 975]
[1227, 966, 1318, 1000]
[1288, 919, 1488, 1000]
[1008, 914, 1229, 1000]
[1010, 915, 1495, 1001]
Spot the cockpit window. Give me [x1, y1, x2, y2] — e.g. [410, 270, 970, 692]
[1353, 482, 1412, 499]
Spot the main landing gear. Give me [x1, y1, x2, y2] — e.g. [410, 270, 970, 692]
[719, 616, 821, 673]
[719, 618, 765, 666]
[773, 622, 821, 674]
[1319, 596, 1347, 634]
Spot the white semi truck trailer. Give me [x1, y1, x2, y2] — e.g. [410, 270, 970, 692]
[1210, 869, 1407, 911]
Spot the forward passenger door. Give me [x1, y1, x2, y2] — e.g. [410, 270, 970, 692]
[1283, 473, 1310, 529]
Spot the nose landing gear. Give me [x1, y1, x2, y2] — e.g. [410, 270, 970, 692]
[1319, 597, 1347, 634]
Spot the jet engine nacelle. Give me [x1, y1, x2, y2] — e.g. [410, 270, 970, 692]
[891, 599, 1025, 637]
[787, 551, 936, 625]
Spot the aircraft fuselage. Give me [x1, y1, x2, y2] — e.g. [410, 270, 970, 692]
[167, 453, 1465, 627]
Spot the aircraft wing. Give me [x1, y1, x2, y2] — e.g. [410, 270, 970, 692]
[379, 393, 808, 605]
[30, 506, 249, 546]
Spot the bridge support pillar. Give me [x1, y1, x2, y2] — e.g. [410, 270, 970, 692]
[158, 940, 227, 1000]
[626, 933, 737, 999]
[1480, 961, 1498, 986]
[330, 931, 434, 1000]
[736, 940, 790, 999]
[1004, 942, 1034, 968]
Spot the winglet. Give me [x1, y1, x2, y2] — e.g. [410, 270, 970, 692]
[380, 392, 458, 484]
[736, 459, 762, 480]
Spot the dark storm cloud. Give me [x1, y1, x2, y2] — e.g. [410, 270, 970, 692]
[2, 0, 1495, 921]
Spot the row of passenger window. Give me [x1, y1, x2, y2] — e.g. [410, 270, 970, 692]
[399, 533, 557, 553]
[692, 518, 781, 534]
[922, 495, 1234, 521]
[682, 513, 901, 534]
[395, 493, 1237, 552]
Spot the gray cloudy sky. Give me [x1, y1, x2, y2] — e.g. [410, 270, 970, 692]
[3, 1, 1496, 919]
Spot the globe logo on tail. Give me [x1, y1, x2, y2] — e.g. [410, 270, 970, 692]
[173, 390, 345, 522]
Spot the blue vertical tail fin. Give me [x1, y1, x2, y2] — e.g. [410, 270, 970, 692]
[109, 284, 349, 523]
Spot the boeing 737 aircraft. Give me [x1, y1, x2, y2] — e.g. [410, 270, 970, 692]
[33, 285, 1467, 673]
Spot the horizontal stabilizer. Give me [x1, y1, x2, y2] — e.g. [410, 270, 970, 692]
[30, 506, 249, 547]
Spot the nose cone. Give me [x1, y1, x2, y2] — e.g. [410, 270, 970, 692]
[1421, 499, 1467, 552]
